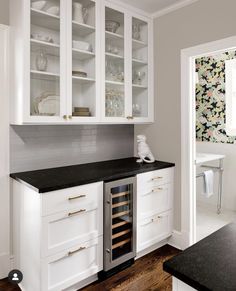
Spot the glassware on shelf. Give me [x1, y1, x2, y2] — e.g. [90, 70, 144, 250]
[106, 88, 124, 117]
[133, 71, 145, 85]
[36, 50, 48, 71]
[106, 41, 119, 55]
[132, 24, 141, 41]
[132, 103, 141, 116]
[106, 60, 124, 82]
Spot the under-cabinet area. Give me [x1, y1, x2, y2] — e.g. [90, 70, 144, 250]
[10, 0, 153, 124]
[11, 158, 174, 291]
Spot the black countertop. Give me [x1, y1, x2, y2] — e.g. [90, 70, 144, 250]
[10, 157, 174, 193]
[163, 223, 236, 291]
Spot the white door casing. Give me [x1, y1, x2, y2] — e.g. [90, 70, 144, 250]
[0, 24, 10, 279]
[181, 36, 236, 248]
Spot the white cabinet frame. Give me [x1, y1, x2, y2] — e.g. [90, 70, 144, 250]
[10, 0, 154, 125]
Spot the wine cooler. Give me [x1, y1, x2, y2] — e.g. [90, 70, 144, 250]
[101, 177, 137, 277]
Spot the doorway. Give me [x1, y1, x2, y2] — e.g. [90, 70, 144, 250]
[181, 36, 236, 248]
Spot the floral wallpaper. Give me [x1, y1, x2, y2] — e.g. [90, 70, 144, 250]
[196, 50, 236, 143]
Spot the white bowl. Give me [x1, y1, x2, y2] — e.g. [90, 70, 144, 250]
[46, 6, 60, 16]
[31, 1, 46, 10]
[72, 40, 92, 52]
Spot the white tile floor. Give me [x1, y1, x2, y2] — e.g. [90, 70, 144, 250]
[196, 202, 236, 241]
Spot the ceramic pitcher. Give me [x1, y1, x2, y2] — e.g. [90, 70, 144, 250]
[73, 2, 88, 24]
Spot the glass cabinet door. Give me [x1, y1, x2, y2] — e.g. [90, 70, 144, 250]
[104, 6, 125, 118]
[30, 0, 62, 118]
[132, 17, 149, 119]
[104, 177, 136, 271]
[71, 0, 96, 119]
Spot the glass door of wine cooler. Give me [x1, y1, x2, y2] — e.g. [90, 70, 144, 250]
[104, 177, 137, 271]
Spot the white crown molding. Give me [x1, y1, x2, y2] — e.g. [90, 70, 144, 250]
[107, 0, 152, 18]
[152, 0, 199, 18]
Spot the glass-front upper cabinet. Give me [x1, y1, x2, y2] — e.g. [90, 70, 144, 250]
[101, 2, 153, 123]
[132, 17, 149, 120]
[30, 0, 66, 121]
[102, 3, 126, 121]
[68, 0, 98, 122]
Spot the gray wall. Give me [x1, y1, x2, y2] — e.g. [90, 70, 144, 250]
[0, 0, 9, 25]
[135, 0, 236, 231]
[10, 125, 134, 173]
[3, 0, 134, 173]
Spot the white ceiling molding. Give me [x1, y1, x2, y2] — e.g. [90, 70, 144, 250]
[107, 0, 151, 18]
[152, 0, 199, 18]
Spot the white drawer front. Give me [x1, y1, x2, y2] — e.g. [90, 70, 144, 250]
[42, 237, 103, 291]
[137, 167, 174, 193]
[42, 200, 103, 257]
[137, 211, 172, 252]
[41, 182, 103, 216]
[138, 183, 173, 220]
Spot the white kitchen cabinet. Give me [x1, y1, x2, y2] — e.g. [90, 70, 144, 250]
[10, 0, 153, 124]
[12, 181, 103, 291]
[136, 167, 174, 253]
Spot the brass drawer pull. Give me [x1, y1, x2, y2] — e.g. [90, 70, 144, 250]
[126, 116, 134, 120]
[68, 246, 86, 256]
[68, 209, 86, 217]
[63, 115, 68, 120]
[68, 195, 86, 201]
[152, 187, 164, 192]
[152, 177, 163, 181]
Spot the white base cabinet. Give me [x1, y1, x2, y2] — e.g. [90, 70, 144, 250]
[12, 181, 103, 291]
[173, 277, 197, 291]
[12, 166, 174, 290]
[136, 167, 174, 254]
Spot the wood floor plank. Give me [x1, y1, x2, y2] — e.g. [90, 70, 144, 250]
[0, 245, 180, 291]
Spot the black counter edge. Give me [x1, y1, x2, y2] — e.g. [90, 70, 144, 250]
[163, 261, 211, 291]
[10, 162, 175, 193]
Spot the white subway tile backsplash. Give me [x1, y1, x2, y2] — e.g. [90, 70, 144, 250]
[10, 125, 134, 173]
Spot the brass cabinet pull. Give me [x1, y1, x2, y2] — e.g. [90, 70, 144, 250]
[126, 116, 134, 120]
[68, 209, 86, 217]
[152, 187, 164, 192]
[68, 195, 86, 201]
[63, 115, 68, 120]
[68, 115, 72, 119]
[152, 176, 163, 181]
[68, 246, 86, 256]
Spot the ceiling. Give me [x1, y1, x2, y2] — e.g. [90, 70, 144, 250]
[118, 0, 197, 16]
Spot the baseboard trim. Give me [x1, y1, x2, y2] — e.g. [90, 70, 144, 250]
[136, 239, 169, 259]
[64, 274, 98, 291]
[168, 230, 190, 250]
[0, 253, 11, 279]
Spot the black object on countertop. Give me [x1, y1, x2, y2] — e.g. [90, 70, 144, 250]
[10, 157, 174, 193]
[163, 222, 236, 291]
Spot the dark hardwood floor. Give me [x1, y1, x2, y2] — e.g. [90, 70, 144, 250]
[0, 245, 180, 291]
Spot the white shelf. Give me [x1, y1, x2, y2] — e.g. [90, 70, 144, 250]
[106, 52, 124, 60]
[72, 21, 95, 37]
[106, 80, 124, 86]
[31, 39, 60, 56]
[31, 8, 60, 31]
[132, 58, 147, 66]
[72, 76, 95, 84]
[72, 48, 95, 60]
[105, 31, 124, 40]
[132, 84, 147, 89]
[132, 39, 147, 50]
[31, 70, 60, 81]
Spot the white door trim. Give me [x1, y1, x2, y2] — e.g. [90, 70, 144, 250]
[181, 36, 236, 248]
[0, 24, 10, 279]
